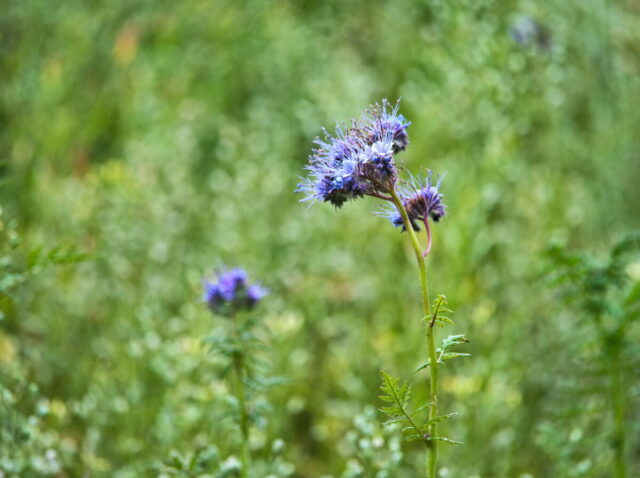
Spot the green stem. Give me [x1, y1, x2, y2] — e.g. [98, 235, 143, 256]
[390, 189, 439, 478]
[610, 335, 626, 478]
[232, 316, 251, 478]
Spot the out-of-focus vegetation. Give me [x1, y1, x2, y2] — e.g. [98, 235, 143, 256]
[1, 0, 639, 476]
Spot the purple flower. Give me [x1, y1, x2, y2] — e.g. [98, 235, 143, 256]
[246, 285, 268, 306]
[382, 171, 446, 231]
[203, 268, 267, 315]
[360, 99, 411, 152]
[217, 268, 247, 300]
[297, 99, 410, 207]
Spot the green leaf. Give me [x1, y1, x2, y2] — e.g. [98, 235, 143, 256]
[412, 402, 435, 416]
[379, 370, 427, 445]
[379, 371, 411, 415]
[434, 315, 455, 327]
[427, 436, 464, 445]
[441, 352, 471, 361]
[428, 295, 453, 327]
[403, 432, 426, 442]
[27, 244, 88, 271]
[439, 334, 470, 351]
[415, 359, 432, 372]
[426, 412, 459, 425]
[382, 417, 408, 427]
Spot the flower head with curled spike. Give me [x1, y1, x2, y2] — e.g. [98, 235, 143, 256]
[297, 99, 410, 207]
[203, 268, 268, 316]
[379, 171, 446, 256]
[384, 171, 446, 231]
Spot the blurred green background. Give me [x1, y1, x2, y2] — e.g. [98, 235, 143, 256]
[1, 0, 639, 476]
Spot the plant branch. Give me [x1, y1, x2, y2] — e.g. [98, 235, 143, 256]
[390, 187, 439, 478]
[232, 316, 251, 478]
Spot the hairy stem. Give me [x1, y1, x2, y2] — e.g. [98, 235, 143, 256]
[390, 188, 439, 478]
[232, 316, 251, 477]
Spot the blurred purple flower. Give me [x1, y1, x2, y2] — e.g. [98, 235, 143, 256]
[246, 285, 268, 306]
[203, 268, 267, 315]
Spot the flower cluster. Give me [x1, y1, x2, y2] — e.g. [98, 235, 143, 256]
[203, 268, 267, 316]
[298, 98, 447, 254]
[384, 172, 446, 231]
[297, 99, 411, 207]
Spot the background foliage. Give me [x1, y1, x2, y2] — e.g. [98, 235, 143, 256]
[1, 0, 639, 476]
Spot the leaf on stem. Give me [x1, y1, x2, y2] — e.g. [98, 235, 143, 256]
[428, 295, 455, 328]
[379, 371, 428, 445]
[437, 334, 471, 365]
[427, 436, 464, 445]
[426, 412, 459, 425]
[415, 359, 432, 372]
[416, 335, 470, 371]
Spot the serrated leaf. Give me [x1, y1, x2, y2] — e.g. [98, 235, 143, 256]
[404, 433, 425, 442]
[380, 405, 399, 415]
[428, 295, 452, 328]
[382, 418, 408, 427]
[379, 370, 427, 445]
[413, 402, 435, 416]
[415, 360, 432, 372]
[440, 334, 470, 349]
[379, 371, 410, 412]
[426, 412, 459, 425]
[431, 295, 447, 309]
[441, 352, 471, 361]
[436, 335, 471, 366]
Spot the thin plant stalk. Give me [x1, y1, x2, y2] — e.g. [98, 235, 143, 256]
[232, 315, 251, 477]
[390, 188, 439, 478]
[610, 334, 626, 478]
[595, 319, 627, 478]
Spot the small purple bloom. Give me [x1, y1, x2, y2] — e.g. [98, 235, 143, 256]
[203, 268, 267, 315]
[360, 99, 411, 152]
[246, 285, 268, 306]
[297, 99, 410, 207]
[217, 268, 247, 301]
[382, 171, 446, 231]
[203, 282, 224, 310]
